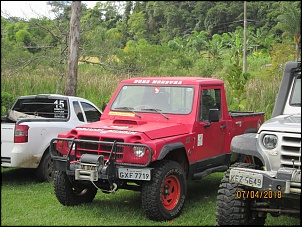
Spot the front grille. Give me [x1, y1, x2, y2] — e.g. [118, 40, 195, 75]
[280, 133, 301, 169]
[79, 136, 99, 150]
[77, 136, 124, 161]
[101, 138, 124, 160]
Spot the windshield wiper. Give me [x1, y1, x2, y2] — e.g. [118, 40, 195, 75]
[141, 108, 169, 120]
[114, 107, 142, 118]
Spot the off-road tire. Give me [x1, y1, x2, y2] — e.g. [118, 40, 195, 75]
[35, 150, 54, 182]
[141, 160, 187, 221]
[216, 162, 266, 225]
[53, 170, 97, 206]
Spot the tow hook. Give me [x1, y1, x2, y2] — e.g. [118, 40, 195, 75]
[93, 182, 118, 194]
[109, 183, 118, 193]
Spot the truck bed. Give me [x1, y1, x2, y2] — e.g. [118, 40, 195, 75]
[229, 110, 264, 118]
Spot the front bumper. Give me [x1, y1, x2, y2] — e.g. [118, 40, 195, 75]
[230, 167, 301, 196]
[50, 138, 153, 183]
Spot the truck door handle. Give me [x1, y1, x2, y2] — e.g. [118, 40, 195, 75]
[220, 125, 226, 129]
[235, 121, 242, 127]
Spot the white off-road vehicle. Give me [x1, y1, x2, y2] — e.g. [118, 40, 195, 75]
[216, 61, 301, 225]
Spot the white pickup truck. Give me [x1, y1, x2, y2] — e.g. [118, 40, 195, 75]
[1, 94, 102, 182]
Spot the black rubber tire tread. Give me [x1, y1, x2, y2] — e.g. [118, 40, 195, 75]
[35, 150, 54, 182]
[53, 170, 97, 206]
[216, 162, 266, 225]
[141, 160, 187, 221]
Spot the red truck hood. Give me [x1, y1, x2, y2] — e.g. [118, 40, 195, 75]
[75, 118, 189, 139]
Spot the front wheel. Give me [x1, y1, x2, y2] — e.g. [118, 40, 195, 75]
[141, 160, 187, 221]
[216, 162, 266, 225]
[53, 170, 98, 206]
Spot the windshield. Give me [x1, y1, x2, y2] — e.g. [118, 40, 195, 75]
[290, 75, 301, 106]
[111, 85, 194, 114]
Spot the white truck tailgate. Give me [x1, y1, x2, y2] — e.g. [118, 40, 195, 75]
[1, 123, 15, 163]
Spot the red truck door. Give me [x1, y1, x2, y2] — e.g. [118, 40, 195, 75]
[193, 87, 226, 165]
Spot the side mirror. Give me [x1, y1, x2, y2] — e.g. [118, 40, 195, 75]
[208, 109, 219, 122]
[204, 109, 219, 128]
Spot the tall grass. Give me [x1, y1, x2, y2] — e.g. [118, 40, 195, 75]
[1, 61, 283, 121]
[0, 66, 127, 113]
[246, 75, 281, 118]
[1, 167, 300, 226]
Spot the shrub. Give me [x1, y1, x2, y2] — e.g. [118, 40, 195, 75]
[1, 92, 16, 116]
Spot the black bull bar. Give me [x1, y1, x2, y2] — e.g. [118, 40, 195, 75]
[49, 138, 153, 180]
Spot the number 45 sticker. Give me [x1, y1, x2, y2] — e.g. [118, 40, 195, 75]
[54, 100, 65, 109]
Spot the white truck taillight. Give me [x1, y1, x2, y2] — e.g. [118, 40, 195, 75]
[14, 125, 29, 143]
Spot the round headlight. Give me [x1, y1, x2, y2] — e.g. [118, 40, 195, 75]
[262, 134, 277, 149]
[133, 146, 145, 157]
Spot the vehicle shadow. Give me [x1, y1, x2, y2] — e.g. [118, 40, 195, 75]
[186, 172, 223, 202]
[1, 167, 39, 184]
[85, 172, 224, 221]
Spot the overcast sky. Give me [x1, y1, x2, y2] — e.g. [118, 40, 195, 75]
[1, 1, 98, 19]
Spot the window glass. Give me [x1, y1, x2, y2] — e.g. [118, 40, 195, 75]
[81, 102, 101, 122]
[12, 97, 68, 119]
[73, 101, 84, 122]
[200, 89, 221, 121]
[290, 76, 301, 106]
[111, 85, 194, 114]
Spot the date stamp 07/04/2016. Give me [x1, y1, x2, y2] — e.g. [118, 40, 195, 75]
[236, 190, 282, 199]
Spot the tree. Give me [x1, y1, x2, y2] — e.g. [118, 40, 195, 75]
[127, 11, 147, 41]
[275, 1, 301, 61]
[64, 1, 81, 96]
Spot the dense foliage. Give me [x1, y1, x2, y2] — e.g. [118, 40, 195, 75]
[1, 1, 301, 118]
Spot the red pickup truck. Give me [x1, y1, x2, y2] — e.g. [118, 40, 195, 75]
[50, 77, 264, 221]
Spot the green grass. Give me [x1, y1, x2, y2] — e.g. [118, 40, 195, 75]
[1, 168, 300, 226]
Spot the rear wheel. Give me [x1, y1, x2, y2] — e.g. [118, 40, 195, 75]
[216, 162, 266, 225]
[35, 150, 54, 182]
[141, 160, 187, 221]
[53, 170, 97, 206]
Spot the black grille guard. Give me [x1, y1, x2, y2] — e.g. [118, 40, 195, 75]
[49, 137, 153, 170]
